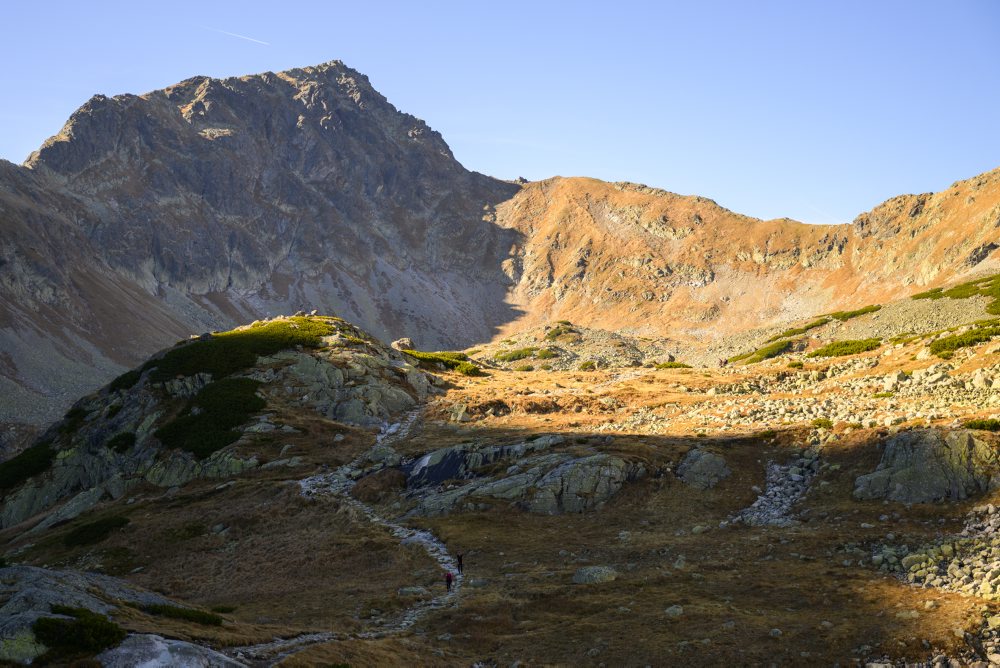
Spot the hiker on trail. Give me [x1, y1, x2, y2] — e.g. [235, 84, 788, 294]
[445, 571, 454, 592]
[456, 552, 464, 575]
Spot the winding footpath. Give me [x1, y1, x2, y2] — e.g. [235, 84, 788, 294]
[226, 410, 463, 666]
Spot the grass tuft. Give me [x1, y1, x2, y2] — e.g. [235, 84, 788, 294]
[578, 360, 597, 371]
[655, 361, 692, 369]
[811, 418, 834, 429]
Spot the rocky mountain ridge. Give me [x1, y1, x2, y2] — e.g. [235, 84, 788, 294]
[1, 58, 999, 435]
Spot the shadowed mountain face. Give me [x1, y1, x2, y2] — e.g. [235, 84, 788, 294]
[0, 62, 521, 428]
[1, 59, 999, 429]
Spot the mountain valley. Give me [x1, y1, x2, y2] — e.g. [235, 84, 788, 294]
[2, 60, 1000, 667]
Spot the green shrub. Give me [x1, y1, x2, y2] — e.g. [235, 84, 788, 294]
[545, 324, 577, 341]
[106, 432, 136, 453]
[403, 349, 470, 370]
[965, 419, 1000, 432]
[578, 361, 597, 371]
[455, 361, 485, 376]
[108, 368, 142, 392]
[0, 442, 56, 494]
[828, 305, 882, 321]
[655, 361, 692, 369]
[912, 287, 945, 300]
[146, 316, 336, 382]
[494, 347, 538, 362]
[32, 605, 126, 658]
[929, 325, 1000, 358]
[540, 364, 553, 371]
[807, 338, 881, 358]
[141, 604, 223, 626]
[734, 339, 792, 364]
[211, 605, 237, 614]
[514, 364, 534, 372]
[556, 320, 573, 325]
[535, 348, 558, 359]
[766, 318, 831, 342]
[872, 391, 895, 398]
[64, 516, 130, 547]
[59, 407, 88, 436]
[911, 273, 1000, 314]
[155, 378, 265, 459]
[787, 361, 804, 369]
[811, 418, 834, 429]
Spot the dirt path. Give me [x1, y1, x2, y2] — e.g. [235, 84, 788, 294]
[226, 411, 462, 666]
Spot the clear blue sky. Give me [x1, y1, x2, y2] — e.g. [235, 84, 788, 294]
[2, 0, 998, 224]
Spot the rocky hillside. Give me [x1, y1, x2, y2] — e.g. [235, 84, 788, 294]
[493, 172, 1000, 339]
[1, 58, 999, 433]
[7, 308, 1000, 665]
[0, 61, 518, 429]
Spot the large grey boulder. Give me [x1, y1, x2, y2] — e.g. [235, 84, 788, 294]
[676, 448, 731, 490]
[410, 443, 645, 516]
[854, 429, 1000, 503]
[407, 435, 565, 487]
[97, 634, 247, 668]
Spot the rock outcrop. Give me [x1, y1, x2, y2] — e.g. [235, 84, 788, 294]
[0, 565, 175, 664]
[0, 315, 432, 530]
[97, 634, 247, 668]
[854, 429, 1000, 503]
[404, 436, 646, 516]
